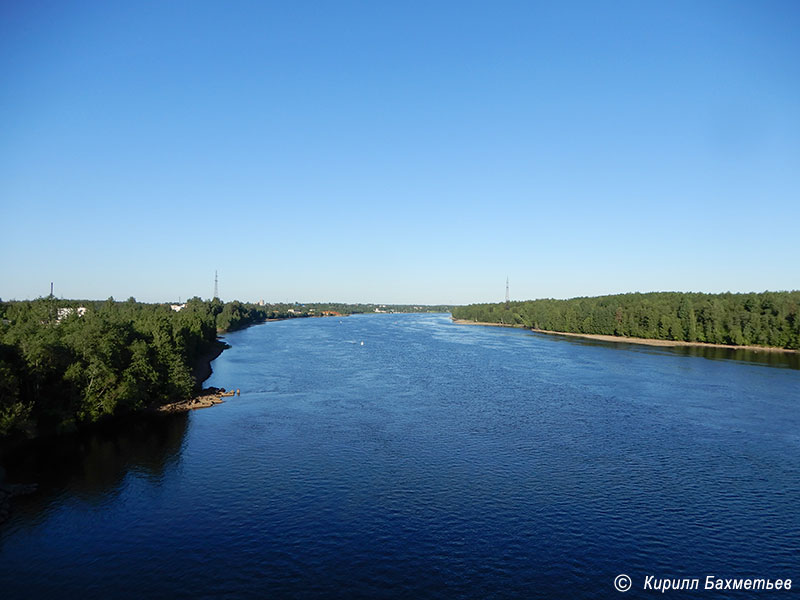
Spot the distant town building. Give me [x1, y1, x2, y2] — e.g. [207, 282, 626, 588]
[57, 307, 87, 322]
[170, 304, 186, 312]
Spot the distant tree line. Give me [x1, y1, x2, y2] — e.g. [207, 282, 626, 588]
[452, 291, 800, 350]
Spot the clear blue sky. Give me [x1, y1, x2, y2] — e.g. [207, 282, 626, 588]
[2, 1, 798, 304]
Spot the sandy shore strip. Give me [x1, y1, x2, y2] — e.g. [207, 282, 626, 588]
[452, 319, 798, 353]
[452, 319, 527, 329]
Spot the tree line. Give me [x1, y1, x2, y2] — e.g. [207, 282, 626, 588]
[452, 291, 800, 350]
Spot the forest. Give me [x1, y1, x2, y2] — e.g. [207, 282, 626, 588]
[452, 291, 800, 350]
[0, 296, 247, 440]
[0, 297, 298, 440]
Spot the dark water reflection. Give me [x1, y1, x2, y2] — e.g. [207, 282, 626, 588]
[670, 343, 800, 369]
[3, 413, 188, 518]
[532, 331, 800, 370]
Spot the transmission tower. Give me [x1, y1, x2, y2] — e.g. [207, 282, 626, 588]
[214, 270, 219, 300]
[505, 276, 510, 308]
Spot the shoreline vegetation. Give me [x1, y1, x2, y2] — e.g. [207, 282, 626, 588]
[451, 319, 800, 353]
[0, 298, 453, 446]
[452, 291, 800, 351]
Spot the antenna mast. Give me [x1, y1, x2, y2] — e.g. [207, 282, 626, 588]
[214, 270, 219, 300]
[505, 276, 510, 308]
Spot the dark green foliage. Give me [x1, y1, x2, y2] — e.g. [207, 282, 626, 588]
[0, 297, 227, 438]
[452, 291, 800, 350]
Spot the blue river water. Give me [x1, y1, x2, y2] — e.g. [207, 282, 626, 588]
[1, 313, 798, 599]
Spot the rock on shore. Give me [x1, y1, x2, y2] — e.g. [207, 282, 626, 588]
[156, 387, 232, 413]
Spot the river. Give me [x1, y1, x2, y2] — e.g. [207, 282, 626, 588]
[1, 313, 798, 598]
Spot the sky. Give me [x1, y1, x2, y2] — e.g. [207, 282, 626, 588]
[1, 1, 798, 305]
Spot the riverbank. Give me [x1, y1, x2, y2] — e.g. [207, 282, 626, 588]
[156, 336, 237, 412]
[452, 319, 799, 353]
[452, 319, 527, 329]
[191, 339, 230, 385]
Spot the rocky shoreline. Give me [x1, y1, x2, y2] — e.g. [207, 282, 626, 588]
[156, 336, 237, 413]
[155, 387, 238, 413]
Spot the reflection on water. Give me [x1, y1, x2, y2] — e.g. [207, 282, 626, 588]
[2, 412, 188, 519]
[529, 331, 800, 370]
[669, 343, 800, 369]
